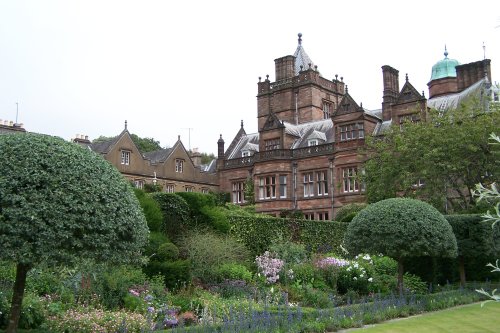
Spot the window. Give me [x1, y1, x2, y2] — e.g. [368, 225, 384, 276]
[134, 180, 144, 189]
[317, 171, 328, 196]
[185, 186, 194, 192]
[242, 150, 250, 157]
[232, 181, 245, 203]
[121, 150, 130, 165]
[279, 175, 287, 198]
[175, 159, 184, 173]
[202, 188, 209, 194]
[303, 172, 314, 197]
[259, 175, 276, 199]
[339, 123, 364, 141]
[308, 139, 318, 146]
[342, 167, 359, 193]
[165, 184, 175, 193]
[317, 212, 329, 221]
[322, 101, 332, 119]
[264, 138, 280, 151]
[412, 179, 425, 189]
[304, 213, 314, 220]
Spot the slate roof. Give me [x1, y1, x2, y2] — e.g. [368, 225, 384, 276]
[283, 119, 334, 148]
[90, 135, 121, 154]
[143, 148, 173, 164]
[427, 78, 488, 111]
[227, 132, 259, 159]
[293, 33, 315, 75]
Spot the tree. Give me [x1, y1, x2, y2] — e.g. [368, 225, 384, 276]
[129, 134, 162, 153]
[363, 100, 499, 213]
[474, 133, 500, 303]
[344, 198, 457, 293]
[0, 133, 149, 333]
[93, 134, 163, 153]
[200, 152, 216, 165]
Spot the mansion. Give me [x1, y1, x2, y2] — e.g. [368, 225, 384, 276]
[216, 34, 495, 219]
[1, 34, 496, 220]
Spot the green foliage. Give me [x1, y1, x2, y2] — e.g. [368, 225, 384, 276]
[151, 193, 190, 238]
[200, 152, 216, 165]
[157, 242, 180, 261]
[0, 133, 149, 267]
[446, 214, 499, 258]
[214, 263, 253, 283]
[0, 291, 46, 329]
[143, 183, 162, 193]
[144, 232, 170, 259]
[227, 212, 348, 256]
[100, 265, 148, 309]
[181, 232, 251, 283]
[345, 198, 458, 259]
[268, 239, 308, 265]
[134, 189, 164, 232]
[279, 209, 304, 219]
[244, 178, 255, 205]
[200, 206, 230, 233]
[402, 273, 428, 294]
[176, 192, 216, 214]
[142, 260, 191, 290]
[363, 103, 499, 212]
[130, 133, 162, 153]
[335, 203, 368, 222]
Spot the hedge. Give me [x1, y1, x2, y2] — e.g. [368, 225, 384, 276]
[227, 212, 348, 256]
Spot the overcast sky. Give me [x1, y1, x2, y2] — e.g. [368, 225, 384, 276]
[1, 1, 499, 154]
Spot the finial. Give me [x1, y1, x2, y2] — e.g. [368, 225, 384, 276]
[298, 33, 302, 45]
[405, 73, 409, 82]
[266, 74, 269, 81]
[483, 42, 486, 60]
[341, 76, 344, 82]
[178, 135, 180, 141]
[220, 134, 222, 139]
[335, 74, 338, 81]
[308, 63, 312, 69]
[258, 76, 261, 82]
[360, 102, 363, 108]
[241, 120, 244, 128]
[314, 65, 318, 71]
[125, 120, 128, 130]
[422, 90, 425, 97]
[444, 45, 448, 58]
[300, 65, 303, 71]
[345, 85, 348, 93]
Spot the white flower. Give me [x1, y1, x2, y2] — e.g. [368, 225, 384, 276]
[368, 277, 373, 282]
[360, 274, 364, 278]
[353, 277, 358, 280]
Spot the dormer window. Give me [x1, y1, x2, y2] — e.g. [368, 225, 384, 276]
[264, 138, 280, 150]
[308, 139, 318, 146]
[339, 123, 364, 141]
[242, 150, 250, 157]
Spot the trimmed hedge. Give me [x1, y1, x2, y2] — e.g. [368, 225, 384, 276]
[151, 193, 190, 238]
[227, 212, 348, 256]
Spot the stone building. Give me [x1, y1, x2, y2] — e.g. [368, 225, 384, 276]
[216, 34, 494, 219]
[74, 121, 218, 193]
[0, 119, 26, 134]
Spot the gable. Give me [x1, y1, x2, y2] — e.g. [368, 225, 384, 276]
[261, 112, 285, 131]
[333, 94, 363, 116]
[396, 81, 425, 104]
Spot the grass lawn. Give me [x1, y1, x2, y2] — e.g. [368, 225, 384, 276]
[346, 301, 500, 332]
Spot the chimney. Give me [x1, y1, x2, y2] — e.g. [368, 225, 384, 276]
[275, 55, 295, 81]
[217, 134, 225, 159]
[456, 59, 491, 92]
[190, 148, 202, 167]
[381, 65, 399, 121]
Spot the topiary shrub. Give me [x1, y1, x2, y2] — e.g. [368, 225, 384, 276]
[151, 193, 190, 238]
[214, 263, 253, 283]
[157, 242, 180, 261]
[344, 198, 457, 293]
[335, 203, 368, 222]
[134, 189, 164, 232]
[200, 206, 231, 233]
[144, 232, 170, 259]
[142, 260, 191, 290]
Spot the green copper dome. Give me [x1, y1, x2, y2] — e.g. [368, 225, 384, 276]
[430, 46, 460, 81]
